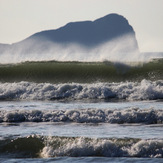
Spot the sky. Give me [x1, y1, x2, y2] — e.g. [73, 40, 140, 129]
[0, 0, 163, 52]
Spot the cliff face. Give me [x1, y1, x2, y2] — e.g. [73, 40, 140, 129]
[0, 13, 139, 57]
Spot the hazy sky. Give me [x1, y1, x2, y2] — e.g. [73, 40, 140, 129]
[0, 0, 163, 52]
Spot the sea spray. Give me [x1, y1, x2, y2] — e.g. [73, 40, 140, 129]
[1, 34, 161, 64]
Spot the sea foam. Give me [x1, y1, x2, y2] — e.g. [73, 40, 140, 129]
[0, 135, 162, 158]
[40, 136, 163, 158]
[1, 108, 163, 124]
[0, 80, 162, 101]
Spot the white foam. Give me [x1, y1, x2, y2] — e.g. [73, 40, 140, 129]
[40, 136, 163, 158]
[41, 137, 125, 157]
[129, 139, 163, 158]
[0, 107, 163, 124]
[0, 80, 163, 101]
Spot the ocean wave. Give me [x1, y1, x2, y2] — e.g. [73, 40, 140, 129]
[0, 80, 163, 101]
[0, 59, 163, 83]
[0, 108, 163, 124]
[0, 135, 162, 158]
[42, 137, 163, 158]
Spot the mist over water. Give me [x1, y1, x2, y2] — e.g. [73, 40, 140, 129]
[1, 34, 162, 64]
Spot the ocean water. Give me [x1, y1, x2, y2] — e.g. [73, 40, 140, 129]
[0, 60, 163, 163]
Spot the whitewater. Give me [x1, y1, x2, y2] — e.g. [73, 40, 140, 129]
[0, 10, 163, 162]
[0, 78, 163, 163]
[0, 60, 162, 163]
[0, 79, 163, 101]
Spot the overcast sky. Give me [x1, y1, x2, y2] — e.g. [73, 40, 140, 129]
[0, 0, 163, 52]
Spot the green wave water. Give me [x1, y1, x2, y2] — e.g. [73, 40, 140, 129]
[0, 59, 162, 83]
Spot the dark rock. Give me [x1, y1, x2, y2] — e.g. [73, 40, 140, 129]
[0, 13, 139, 56]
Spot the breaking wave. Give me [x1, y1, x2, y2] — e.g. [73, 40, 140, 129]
[0, 59, 163, 83]
[0, 108, 163, 124]
[0, 79, 163, 101]
[0, 135, 163, 158]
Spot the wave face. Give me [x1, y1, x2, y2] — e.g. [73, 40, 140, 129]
[0, 135, 162, 158]
[0, 79, 163, 101]
[0, 59, 163, 83]
[0, 108, 163, 124]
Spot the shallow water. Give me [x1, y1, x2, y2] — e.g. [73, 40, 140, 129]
[0, 76, 163, 162]
[0, 100, 163, 162]
[0, 157, 163, 163]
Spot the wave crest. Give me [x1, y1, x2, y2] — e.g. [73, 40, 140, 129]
[0, 80, 163, 101]
[1, 108, 163, 124]
[0, 135, 162, 158]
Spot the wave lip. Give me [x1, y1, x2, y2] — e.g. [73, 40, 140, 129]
[0, 80, 163, 101]
[0, 135, 162, 158]
[1, 108, 163, 124]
